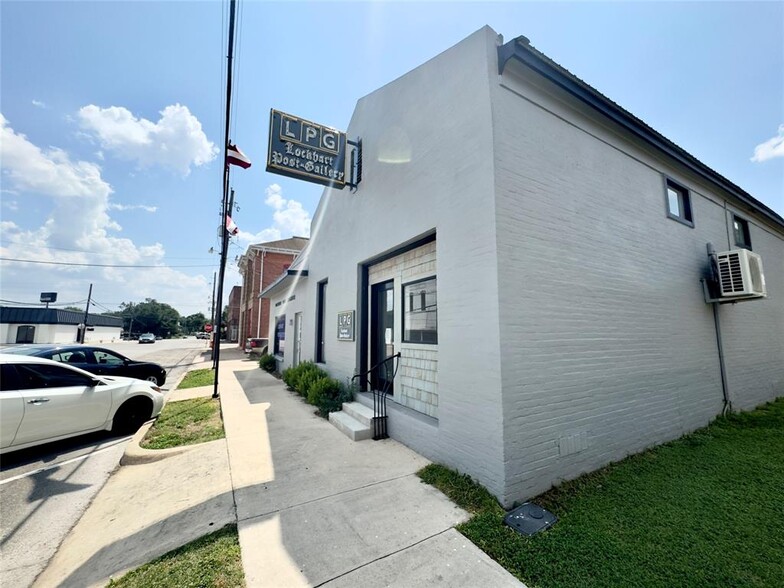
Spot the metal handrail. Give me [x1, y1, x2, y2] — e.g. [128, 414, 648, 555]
[352, 352, 401, 440]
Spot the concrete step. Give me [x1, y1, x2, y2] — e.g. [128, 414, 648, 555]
[329, 410, 372, 441]
[341, 401, 375, 428]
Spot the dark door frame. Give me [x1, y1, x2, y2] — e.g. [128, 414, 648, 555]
[356, 231, 436, 392]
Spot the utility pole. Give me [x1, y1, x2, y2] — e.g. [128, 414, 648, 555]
[213, 0, 237, 400]
[213, 188, 234, 377]
[210, 271, 217, 361]
[80, 283, 93, 344]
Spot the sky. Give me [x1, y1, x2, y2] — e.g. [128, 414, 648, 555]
[1, 1, 782, 319]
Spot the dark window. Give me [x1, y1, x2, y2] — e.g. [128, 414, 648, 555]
[94, 350, 124, 365]
[665, 179, 693, 227]
[403, 277, 438, 344]
[733, 216, 752, 250]
[316, 280, 327, 363]
[0, 365, 20, 391]
[13, 363, 96, 389]
[274, 315, 286, 357]
[15, 325, 35, 344]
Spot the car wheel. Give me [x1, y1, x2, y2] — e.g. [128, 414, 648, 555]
[112, 397, 153, 435]
[145, 375, 161, 385]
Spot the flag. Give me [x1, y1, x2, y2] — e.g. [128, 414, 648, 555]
[226, 215, 239, 235]
[227, 143, 252, 169]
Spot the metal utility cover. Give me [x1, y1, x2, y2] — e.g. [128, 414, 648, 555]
[504, 502, 558, 536]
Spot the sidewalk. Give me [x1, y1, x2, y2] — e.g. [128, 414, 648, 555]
[35, 349, 521, 587]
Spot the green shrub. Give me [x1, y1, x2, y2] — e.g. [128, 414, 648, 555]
[259, 354, 277, 373]
[309, 377, 354, 417]
[298, 364, 327, 398]
[281, 367, 294, 389]
[280, 361, 328, 396]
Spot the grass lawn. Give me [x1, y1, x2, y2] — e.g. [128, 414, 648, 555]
[177, 368, 215, 389]
[107, 524, 244, 587]
[419, 398, 784, 588]
[141, 397, 224, 449]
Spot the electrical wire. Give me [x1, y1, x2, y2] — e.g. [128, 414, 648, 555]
[0, 257, 218, 269]
[0, 239, 215, 261]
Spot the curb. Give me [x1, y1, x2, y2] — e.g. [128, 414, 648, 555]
[119, 347, 246, 466]
[120, 419, 202, 466]
[120, 352, 218, 466]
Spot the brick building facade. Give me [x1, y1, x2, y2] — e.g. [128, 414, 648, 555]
[237, 237, 308, 345]
[227, 286, 241, 342]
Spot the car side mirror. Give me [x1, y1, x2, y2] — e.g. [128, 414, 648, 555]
[90, 378, 103, 387]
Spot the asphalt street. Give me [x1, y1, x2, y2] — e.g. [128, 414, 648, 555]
[0, 337, 212, 587]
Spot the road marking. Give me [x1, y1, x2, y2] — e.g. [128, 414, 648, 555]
[0, 440, 129, 486]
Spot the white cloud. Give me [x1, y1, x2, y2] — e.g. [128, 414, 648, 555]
[32, 99, 47, 109]
[78, 103, 218, 175]
[108, 202, 158, 213]
[1, 113, 112, 200]
[264, 183, 286, 210]
[273, 199, 310, 236]
[0, 114, 212, 315]
[1, 199, 19, 211]
[237, 184, 312, 244]
[751, 124, 784, 162]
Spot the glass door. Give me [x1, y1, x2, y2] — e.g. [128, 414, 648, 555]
[370, 280, 395, 394]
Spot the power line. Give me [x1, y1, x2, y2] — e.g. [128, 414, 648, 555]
[0, 239, 215, 261]
[0, 298, 87, 307]
[0, 257, 218, 269]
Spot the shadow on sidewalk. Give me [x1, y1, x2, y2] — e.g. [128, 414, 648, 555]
[54, 488, 242, 587]
[223, 365, 469, 587]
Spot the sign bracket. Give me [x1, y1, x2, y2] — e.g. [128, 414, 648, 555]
[346, 139, 363, 192]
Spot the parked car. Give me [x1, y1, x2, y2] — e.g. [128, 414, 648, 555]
[0, 354, 165, 454]
[244, 338, 269, 356]
[138, 333, 156, 344]
[2, 344, 167, 385]
[195, 332, 210, 340]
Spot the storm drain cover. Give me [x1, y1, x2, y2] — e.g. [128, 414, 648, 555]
[504, 502, 558, 536]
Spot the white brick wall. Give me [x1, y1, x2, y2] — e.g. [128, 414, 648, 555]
[266, 26, 784, 509]
[492, 57, 784, 505]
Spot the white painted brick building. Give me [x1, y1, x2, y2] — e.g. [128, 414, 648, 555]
[263, 26, 784, 507]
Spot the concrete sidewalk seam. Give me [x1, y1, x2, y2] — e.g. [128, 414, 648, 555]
[235, 471, 421, 524]
[311, 528, 454, 588]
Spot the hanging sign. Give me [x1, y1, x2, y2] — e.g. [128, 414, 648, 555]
[266, 109, 347, 188]
[337, 310, 354, 341]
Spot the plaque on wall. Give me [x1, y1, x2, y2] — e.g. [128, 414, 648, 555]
[337, 310, 354, 341]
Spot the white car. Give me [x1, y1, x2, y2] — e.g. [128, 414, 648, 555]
[0, 353, 165, 455]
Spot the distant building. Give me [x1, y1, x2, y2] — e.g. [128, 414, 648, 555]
[262, 27, 784, 507]
[237, 237, 308, 344]
[227, 286, 241, 343]
[0, 306, 123, 344]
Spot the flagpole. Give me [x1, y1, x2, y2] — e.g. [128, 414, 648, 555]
[213, 0, 237, 400]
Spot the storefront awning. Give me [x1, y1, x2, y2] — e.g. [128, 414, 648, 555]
[259, 269, 309, 300]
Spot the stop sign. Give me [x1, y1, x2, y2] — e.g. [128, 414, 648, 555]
[205, 324, 213, 332]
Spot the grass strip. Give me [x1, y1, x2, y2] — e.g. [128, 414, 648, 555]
[107, 524, 244, 587]
[177, 368, 215, 389]
[141, 397, 224, 449]
[418, 398, 784, 588]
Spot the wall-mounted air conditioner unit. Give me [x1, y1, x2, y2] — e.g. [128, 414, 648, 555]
[716, 249, 767, 299]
